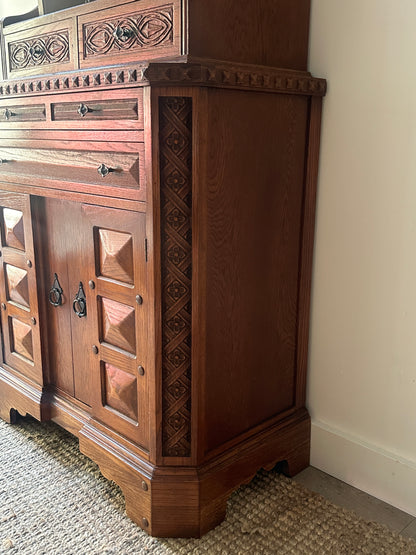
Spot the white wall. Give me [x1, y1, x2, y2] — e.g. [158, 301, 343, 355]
[308, 0, 416, 516]
[0, 0, 36, 17]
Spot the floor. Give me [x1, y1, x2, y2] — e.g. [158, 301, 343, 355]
[294, 467, 416, 540]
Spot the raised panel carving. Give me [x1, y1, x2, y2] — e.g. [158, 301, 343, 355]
[10, 318, 33, 361]
[101, 297, 136, 354]
[98, 229, 134, 284]
[83, 6, 173, 59]
[159, 96, 192, 458]
[103, 362, 138, 421]
[3, 208, 25, 250]
[8, 31, 70, 71]
[5, 264, 29, 308]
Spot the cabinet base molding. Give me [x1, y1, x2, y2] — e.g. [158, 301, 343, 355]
[0, 367, 49, 423]
[79, 409, 310, 537]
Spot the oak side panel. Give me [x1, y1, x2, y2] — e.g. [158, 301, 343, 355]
[188, 0, 310, 70]
[202, 88, 309, 453]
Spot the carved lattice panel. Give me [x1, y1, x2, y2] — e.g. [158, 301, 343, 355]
[101, 297, 136, 354]
[3, 208, 25, 250]
[83, 6, 173, 60]
[10, 318, 33, 361]
[159, 96, 192, 458]
[8, 31, 70, 71]
[98, 229, 134, 284]
[5, 264, 29, 308]
[103, 362, 138, 421]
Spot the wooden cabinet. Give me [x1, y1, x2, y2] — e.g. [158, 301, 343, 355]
[0, 0, 326, 538]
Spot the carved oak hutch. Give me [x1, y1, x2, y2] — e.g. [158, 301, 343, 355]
[0, 0, 326, 537]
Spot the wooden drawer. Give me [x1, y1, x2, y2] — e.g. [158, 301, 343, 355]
[78, 0, 181, 69]
[0, 140, 145, 201]
[0, 103, 46, 123]
[3, 18, 77, 78]
[51, 97, 139, 122]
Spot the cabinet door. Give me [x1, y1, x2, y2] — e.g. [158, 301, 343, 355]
[43, 198, 95, 405]
[0, 192, 43, 385]
[81, 204, 148, 448]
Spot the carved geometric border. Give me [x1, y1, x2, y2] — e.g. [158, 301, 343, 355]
[0, 62, 326, 98]
[0, 65, 148, 96]
[160, 96, 192, 458]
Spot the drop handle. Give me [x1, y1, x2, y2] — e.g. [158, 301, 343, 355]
[73, 282, 87, 318]
[97, 163, 116, 178]
[49, 273, 63, 307]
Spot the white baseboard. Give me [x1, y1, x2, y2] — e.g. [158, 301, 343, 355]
[310, 420, 416, 517]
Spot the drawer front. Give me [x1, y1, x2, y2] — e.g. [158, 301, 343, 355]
[78, 0, 181, 68]
[0, 104, 46, 123]
[51, 97, 139, 122]
[0, 142, 145, 201]
[4, 19, 76, 78]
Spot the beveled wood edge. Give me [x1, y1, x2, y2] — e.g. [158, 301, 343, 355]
[0, 59, 327, 98]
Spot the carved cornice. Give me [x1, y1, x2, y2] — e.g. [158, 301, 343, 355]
[0, 61, 326, 98]
[144, 62, 327, 96]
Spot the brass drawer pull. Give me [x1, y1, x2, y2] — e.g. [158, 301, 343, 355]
[113, 26, 134, 40]
[3, 108, 15, 120]
[97, 163, 115, 178]
[49, 273, 63, 307]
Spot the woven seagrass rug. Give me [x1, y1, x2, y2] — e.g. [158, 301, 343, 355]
[1, 417, 415, 555]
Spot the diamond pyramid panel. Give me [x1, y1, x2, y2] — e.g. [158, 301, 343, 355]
[3, 208, 25, 251]
[104, 363, 138, 421]
[99, 229, 134, 284]
[5, 264, 29, 308]
[11, 318, 33, 361]
[101, 297, 136, 354]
